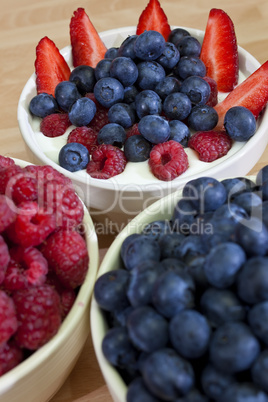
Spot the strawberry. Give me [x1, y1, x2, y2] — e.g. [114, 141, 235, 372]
[200, 8, 239, 93]
[214, 60, 268, 130]
[70, 8, 107, 68]
[35, 37, 71, 97]
[136, 0, 171, 41]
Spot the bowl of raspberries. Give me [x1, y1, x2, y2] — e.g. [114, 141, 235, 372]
[17, 1, 268, 220]
[91, 163, 268, 402]
[0, 155, 99, 401]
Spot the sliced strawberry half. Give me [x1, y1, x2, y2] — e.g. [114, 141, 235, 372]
[214, 60, 268, 130]
[35, 37, 71, 96]
[136, 0, 171, 41]
[70, 8, 107, 68]
[200, 8, 239, 92]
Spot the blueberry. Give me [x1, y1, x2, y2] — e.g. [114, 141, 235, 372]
[168, 120, 190, 147]
[248, 301, 268, 345]
[121, 234, 161, 271]
[110, 56, 139, 87]
[108, 103, 136, 128]
[201, 364, 236, 400]
[142, 219, 172, 241]
[123, 85, 139, 104]
[168, 28, 190, 45]
[68, 97, 96, 126]
[169, 309, 211, 358]
[141, 348, 195, 399]
[188, 105, 218, 131]
[203, 242, 246, 288]
[134, 30, 166, 61]
[135, 89, 162, 119]
[176, 389, 209, 402]
[154, 76, 181, 100]
[120, 233, 140, 261]
[180, 76, 211, 105]
[94, 58, 112, 80]
[127, 377, 161, 402]
[93, 269, 130, 312]
[179, 234, 209, 260]
[152, 269, 195, 318]
[54, 81, 81, 112]
[117, 35, 138, 59]
[124, 135, 152, 162]
[220, 382, 268, 402]
[232, 191, 262, 216]
[171, 198, 197, 234]
[235, 217, 268, 257]
[212, 203, 248, 222]
[58, 142, 90, 172]
[160, 258, 188, 273]
[104, 47, 119, 59]
[136, 61, 166, 90]
[102, 327, 138, 371]
[109, 305, 135, 328]
[94, 77, 124, 108]
[156, 42, 180, 70]
[221, 177, 256, 199]
[29, 93, 59, 117]
[158, 232, 186, 259]
[175, 36, 201, 57]
[209, 321, 260, 373]
[97, 123, 126, 148]
[236, 256, 268, 304]
[256, 164, 268, 186]
[163, 92, 192, 120]
[69, 65, 96, 95]
[251, 349, 268, 393]
[224, 106, 257, 141]
[174, 56, 206, 80]
[127, 305, 169, 353]
[201, 216, 238, 248]
[138, 115, 170, 144]
[200, 287, 246, 328]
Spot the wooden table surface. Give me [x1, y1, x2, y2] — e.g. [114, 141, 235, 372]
[2, 0, 268, 400]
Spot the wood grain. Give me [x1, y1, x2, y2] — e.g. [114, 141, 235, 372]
[1, 0, 268, 400]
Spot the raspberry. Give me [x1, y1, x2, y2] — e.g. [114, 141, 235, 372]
[13, 285, 62, 350]
[0, 165, 23, 195]
[86, 93, 110, 133]
[203, 76, 218, 107]
[126, 123, 141, 139]
[149, 140, 189, 181]
[0, 195, 16, 233]
[24, 164, 72, 187]
[0, 156, 15, 169]
[0, 290, 18, 347]
[46, 272, 76, 319]
[4, 246, 48, 291]
[40, 113, 71, 137]
[87, 144, 127, 179]
[67, 126, 98, 154]
[0, 236, 10, 285]
[188, 130, 232, 162]
[0, 340, 23, 376]
[41, 229, 89, 289]
[11, 174, 38, 205]
[6, 201, 57, 247]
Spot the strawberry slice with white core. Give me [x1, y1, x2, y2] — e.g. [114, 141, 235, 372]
[70, 8, 107, 68]
[136, 0, 171, 41]
[200, 8, 239, 92]
[214, 60, 268, 130]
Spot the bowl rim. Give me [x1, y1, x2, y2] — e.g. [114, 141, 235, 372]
[17, 26, 268, 194]
[0, 158, 99, 395]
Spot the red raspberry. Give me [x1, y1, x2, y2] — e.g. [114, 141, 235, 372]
[188, 130, 232, 162]
[67, 126, 98, 154]
[0, 340, 23, 376]
[126, 123, 141, 139]
[0, 290, 18, 347]
[149, 140, 189, 181]
[0, 195, 16, 233]
[11, 174, 38, 205]
[0, 156, 15, 169]
[87, 144, 127, 179]
[86, 93, 109, 133]
[6, 201, 57, 247]
[4, 246, 48, 291]
[41, 229, 89, 289]
[46, 272, 76, 319]
[24, 164, 72, 187]
[0, 236, 10, 285]
[40, 113, 71, 137]
[13, 285, 62, 350]
[203, 76, 218, 107]
[0, 165, 23, 195]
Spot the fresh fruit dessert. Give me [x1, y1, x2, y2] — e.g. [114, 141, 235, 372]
[94, 165, 268, 401]
[28, 0, 268, 182]
[0, 155, 89, 376]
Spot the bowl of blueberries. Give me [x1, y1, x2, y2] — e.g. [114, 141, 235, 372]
[91, 165, 268, 402]
[17, 25, 268, 223]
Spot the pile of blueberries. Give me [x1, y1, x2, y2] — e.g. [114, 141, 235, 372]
[94, 165, 268, 402]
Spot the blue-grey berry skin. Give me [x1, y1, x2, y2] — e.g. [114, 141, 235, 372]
[69, 65, 96, 95]
[94, 77, 124, 108]
[68, 97, 96, 126]
[104, 47, 119, 59]
[224, 106, 257, 141]
[188, 105, 218, 131]
[55, 81, 81, 112]
[97, 123, 126, 148]
[154, 76, 181, 100]
[134, 30, 166, 61]
[58, 142, 89, 172]
[124, 135, 151, 162]
[110, 56, 139, 87]
[136, 61, 166, 90]
[94, 58, 113, 80]
[29, 93, 59, 117]
[168, 27, 190, 45]
[117, 35, 138, 59]
[135, 89, 162, 119]
[163, 92, 192, 120]
[108, 103, 136, 128]
[168, 120, 190, 146]
[251, 349, 268, 393]
[156, 42, 180, 71]
[174, 56, 206, 80]
[248, 301, 268, 346]
[121, 234, 161, 271]
[180, 76, 211, 105]
[201, 364, 236, 401]
[176, 36, 202, 57]
[138, 115, 170, 144]
[235, 217, 268, 257]
[220, 382, 268, 402]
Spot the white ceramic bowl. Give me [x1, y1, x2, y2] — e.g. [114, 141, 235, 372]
[0, 158, 99, 402]
[18, 26, 268, 220]
[90, 174, 257, 402]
